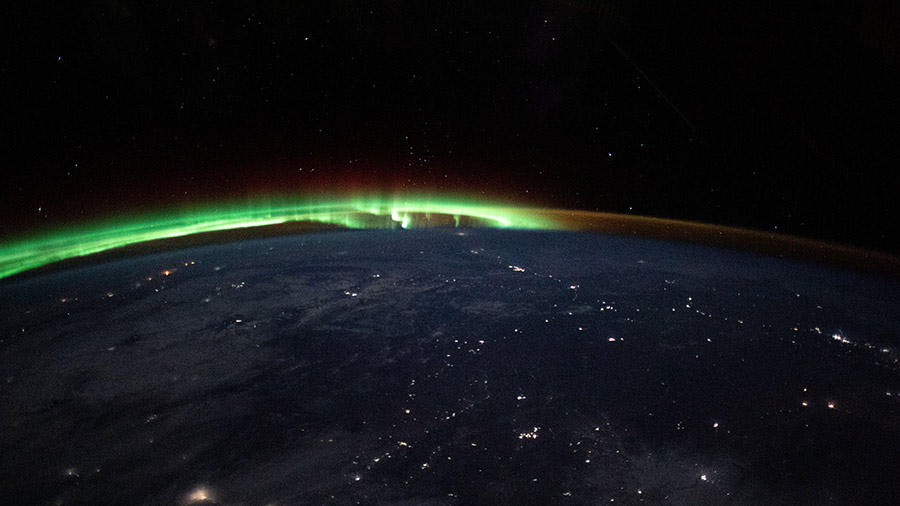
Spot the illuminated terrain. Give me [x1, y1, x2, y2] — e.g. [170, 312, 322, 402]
[2, 226, 899, 505]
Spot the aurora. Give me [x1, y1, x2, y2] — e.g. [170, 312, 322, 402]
[2, 194, 898, 282]
[0, 195, 560, 280]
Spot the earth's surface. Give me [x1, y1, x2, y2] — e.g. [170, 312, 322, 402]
[1, 228, 899, 505]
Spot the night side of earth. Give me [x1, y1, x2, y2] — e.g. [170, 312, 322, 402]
[4, 1, 900, 504]
[1, 205, 899, 505]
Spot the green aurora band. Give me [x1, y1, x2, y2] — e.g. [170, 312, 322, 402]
[0, 196, 561, 280]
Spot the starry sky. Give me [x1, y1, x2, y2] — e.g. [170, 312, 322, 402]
[4, 1, 899, 254]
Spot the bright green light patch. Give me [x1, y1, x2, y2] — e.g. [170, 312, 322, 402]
[0, 195, 561, 280]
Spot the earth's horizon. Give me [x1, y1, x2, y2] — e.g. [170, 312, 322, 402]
[4, 201, 900, 283]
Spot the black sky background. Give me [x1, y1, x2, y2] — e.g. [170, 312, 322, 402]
[3, 1, 899, 254]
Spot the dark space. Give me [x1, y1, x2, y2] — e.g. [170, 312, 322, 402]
[4, 1, 899, 252]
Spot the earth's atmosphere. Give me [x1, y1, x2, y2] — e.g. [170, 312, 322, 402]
[1, 229, 899, 505]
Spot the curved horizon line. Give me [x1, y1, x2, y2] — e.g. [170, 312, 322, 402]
[2, 196, 898, 281]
